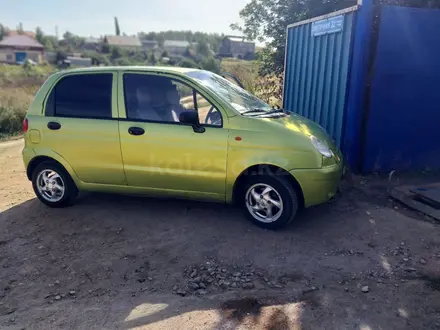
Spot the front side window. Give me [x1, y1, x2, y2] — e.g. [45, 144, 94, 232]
[186, 70, 272, 114]
[54, 74, 112, 119]
[123, 73, 222, 127]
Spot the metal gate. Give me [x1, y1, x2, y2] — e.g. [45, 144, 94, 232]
[362, 5, 440, 171]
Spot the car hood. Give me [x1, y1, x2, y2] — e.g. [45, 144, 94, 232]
[262, 112, 339, 152]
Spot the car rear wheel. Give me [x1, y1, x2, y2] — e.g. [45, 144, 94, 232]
[241, 175, 298, 229]
[32, 161, 78, 207]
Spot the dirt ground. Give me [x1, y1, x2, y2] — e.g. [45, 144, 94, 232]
[1, 139, 440, 330]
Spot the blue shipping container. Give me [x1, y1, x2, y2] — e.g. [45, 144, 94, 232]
[284, 0, 440, 172]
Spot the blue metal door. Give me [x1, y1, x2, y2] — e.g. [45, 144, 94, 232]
[15, 52, 26, 64]
[362, 6, 440, 172]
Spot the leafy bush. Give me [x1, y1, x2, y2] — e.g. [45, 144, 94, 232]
[180, 58, 200, 69]
[253, 75, 283, 108]
[114, 57, 133, 66]
[0, 86, 34, 138]
[200, 57, 221, 74]
[0, 106, 26, 138]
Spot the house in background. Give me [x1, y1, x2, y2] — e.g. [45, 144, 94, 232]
[103, 36, 142, 51]
[83, 37, 102, 51]
[218, 36, 255, 60]
[64, 56, 92, 67]
[141, 39, 158, 52]
[163, 40, 189, 57]
[0, 35, 44, 64]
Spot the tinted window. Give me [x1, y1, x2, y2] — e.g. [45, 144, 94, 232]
[124, 74, 222, 126]
[54, 74, 112, 118]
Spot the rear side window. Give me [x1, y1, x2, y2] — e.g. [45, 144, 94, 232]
[50, 74, 112, 119]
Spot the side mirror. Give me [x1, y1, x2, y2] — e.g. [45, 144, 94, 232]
[179, 110, 205, 133]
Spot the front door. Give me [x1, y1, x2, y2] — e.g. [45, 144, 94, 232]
[41, 72, 126, 185]
[118, 72, 228, 199]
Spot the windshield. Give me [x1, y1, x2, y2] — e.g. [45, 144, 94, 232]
[186, 70, 272, 114]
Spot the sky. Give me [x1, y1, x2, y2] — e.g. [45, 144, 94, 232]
[1, 0, 250, 37]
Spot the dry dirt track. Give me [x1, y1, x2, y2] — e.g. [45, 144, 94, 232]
[1, 139, 440, 330]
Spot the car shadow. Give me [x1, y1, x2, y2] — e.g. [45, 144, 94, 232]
[0, 189, 438, 329]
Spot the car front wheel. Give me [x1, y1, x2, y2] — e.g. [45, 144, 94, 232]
[242, 175, 299, 229]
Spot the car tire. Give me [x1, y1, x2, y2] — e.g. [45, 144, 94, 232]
[241, 174, 299, 229]
[31, 161, 78, 208]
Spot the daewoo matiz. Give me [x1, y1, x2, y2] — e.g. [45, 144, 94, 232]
[22, 66, 343, 229]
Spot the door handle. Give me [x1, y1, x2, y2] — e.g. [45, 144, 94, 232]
[128, 127, 145, 136]
[47, 122, 61, 130]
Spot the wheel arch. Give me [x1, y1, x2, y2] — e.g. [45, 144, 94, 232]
[26, 154, 80, 189]
[27, 156, 64, 180]
[231, 164, 305, 208]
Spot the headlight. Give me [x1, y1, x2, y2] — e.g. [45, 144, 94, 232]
[310, 136, 332, 158]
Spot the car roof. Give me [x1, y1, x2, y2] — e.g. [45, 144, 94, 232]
[58, 66, 200, 75]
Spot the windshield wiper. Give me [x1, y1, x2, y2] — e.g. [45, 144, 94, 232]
[241, 109, 269, 115]
[262, 108, 289, 115]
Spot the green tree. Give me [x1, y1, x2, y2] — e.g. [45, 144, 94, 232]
[102, 41, 111, 54]
[35, 27, 44, 44]
[0, 24, 6, 41]
[233, 0, 357, 75]
[161, 50, 169, 58]
[44, 36, 59, 50]
[196, 41, 211, 57]
[44, 38, 54, 51]
[149, 51, 157, 65]
[63, 31, 74, 40]
[110, 46, 124, 60]
[114, 17, 121, 36]
[17, 22, 24, 34]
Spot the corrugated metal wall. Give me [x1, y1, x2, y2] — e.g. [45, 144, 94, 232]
[283, 9, 356, 146]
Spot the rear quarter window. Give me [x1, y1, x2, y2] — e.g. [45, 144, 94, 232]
[48, 73, 113, 119]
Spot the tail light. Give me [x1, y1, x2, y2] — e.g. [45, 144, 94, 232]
[23, 118, 29, 133]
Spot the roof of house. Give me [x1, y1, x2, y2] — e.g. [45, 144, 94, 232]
[164, 40, 190, 48]
[141, 40, 158, 45]
[7, 30, 36, 38]
[0, 35, 44, 49]
[224, 35, 245, 42]
[105, 36, 141, 47]
[224, 35, 254, 44]
[85, 37, 101, 44]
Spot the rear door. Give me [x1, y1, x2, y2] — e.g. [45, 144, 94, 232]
[42, 72, 126, 185]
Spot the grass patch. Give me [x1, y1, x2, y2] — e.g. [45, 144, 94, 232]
[0, 65, 52, 138]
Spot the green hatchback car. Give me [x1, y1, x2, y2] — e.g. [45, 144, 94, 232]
[22, 66, 343, 229]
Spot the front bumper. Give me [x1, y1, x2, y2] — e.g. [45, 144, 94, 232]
[290, 161, 344, 208]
